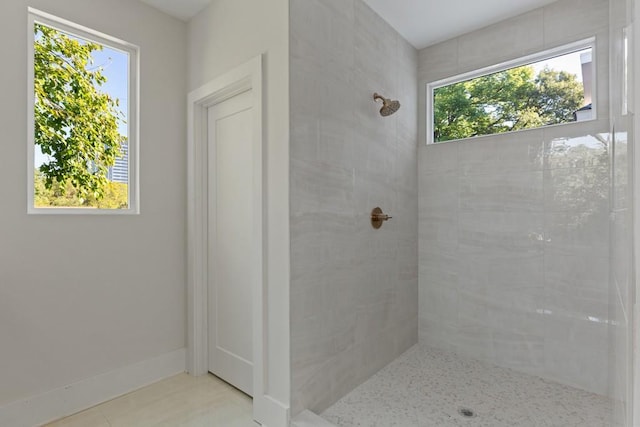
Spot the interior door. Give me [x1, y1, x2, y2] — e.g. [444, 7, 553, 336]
[207, 89, 254, 396]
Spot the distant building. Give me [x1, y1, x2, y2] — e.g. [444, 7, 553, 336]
[574, 103, 593, 122]
[574, 51, 593, 122]
[108, 143, 128, 184]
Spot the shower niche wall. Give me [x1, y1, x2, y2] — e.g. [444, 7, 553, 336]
[289, 0, 633, 425]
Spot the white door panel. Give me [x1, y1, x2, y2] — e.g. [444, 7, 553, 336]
[207, 90, 254, 396]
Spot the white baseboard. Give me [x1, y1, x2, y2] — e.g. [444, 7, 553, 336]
[0, 348, 186, 427]
[254, 394, 290, 427]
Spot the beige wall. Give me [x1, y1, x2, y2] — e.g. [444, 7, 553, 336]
[187, 0, 291, 411]
[289, 0, 419, 416]
[0, 0, 187, 406]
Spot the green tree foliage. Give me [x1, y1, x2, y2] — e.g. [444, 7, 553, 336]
[34, 170, 128, 209]
[34, 23, 126, 201]
[433, 65, 585, 142]
[535, 67, 585, 123]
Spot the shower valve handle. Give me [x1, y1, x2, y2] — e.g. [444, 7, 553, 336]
[371, 207, 392, 229]
[372, 213, 392, 221]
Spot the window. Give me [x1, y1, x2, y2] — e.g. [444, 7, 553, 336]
[427, 39, 595, 144]
[28, 8, 139, 213]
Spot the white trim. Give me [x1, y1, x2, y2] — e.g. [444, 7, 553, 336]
[186, 56, 260, 378]
[187, 55, 288, 426]
[425, 37, 597, 145]
[27, 8, 140, 214]
[256, 395, 291, 427]
[0, 348, 186, 427]
[632, 1, 640, 424]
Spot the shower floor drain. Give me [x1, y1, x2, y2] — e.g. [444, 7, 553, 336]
[458, 407, 477, 418]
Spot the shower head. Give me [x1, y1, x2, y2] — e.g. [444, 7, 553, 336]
[373, 93, 400, 117]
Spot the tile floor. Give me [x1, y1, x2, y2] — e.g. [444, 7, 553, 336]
[322, 344, 612, 427]
[45, 373, 257, 427]
[47, 345, 613, 427]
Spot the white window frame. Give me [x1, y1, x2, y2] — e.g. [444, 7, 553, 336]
[426, 37, 597, 145]
[27, 8, 140, 214]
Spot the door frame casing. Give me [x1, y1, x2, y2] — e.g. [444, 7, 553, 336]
[187, 55, 266, 420]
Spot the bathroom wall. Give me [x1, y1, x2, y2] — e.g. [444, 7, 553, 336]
[290, 0, 418, 416]
[0, 0, 187, 408]
[187, 0, 291, 415]
[418, 0, 611, 396]
[608, 0, 633, 424]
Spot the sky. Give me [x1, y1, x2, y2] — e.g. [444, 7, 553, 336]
[34, 29, 129, 167]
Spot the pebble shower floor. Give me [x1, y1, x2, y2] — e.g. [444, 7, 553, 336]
[322, 344, 612, 427]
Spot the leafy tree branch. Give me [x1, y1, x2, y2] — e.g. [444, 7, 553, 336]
[434, 65, 584, 142]
[34, 23, 126, 201]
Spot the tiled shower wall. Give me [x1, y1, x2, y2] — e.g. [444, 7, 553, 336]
[418, 0, 611, 396]
[608, 0, 633, 424]
[290, 0, 418, 416]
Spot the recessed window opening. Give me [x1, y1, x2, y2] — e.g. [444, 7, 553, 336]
[27, 8, 139, 213]
[427, 38, 596, 144]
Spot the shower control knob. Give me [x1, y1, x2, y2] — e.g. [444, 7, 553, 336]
[371, 207, 392, 229]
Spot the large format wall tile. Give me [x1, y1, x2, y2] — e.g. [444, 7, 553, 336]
[459, 171, 543, 213]
[458, 212, 544, 255]
[457, 132, 544, 175]
[419, 141, 458, 175]
[543, 0, 609, 47]
[543, 210, 609, 257]
[457, 10, 544, 73]
[544, 314, 609, 395]
[417, 38, 459, 83]
[290, 0, 418, 416]
[418, 0, 611, 398]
